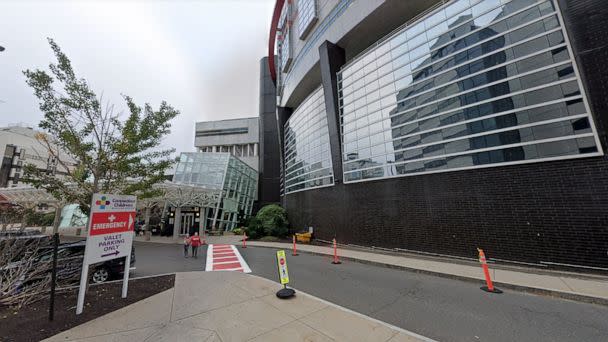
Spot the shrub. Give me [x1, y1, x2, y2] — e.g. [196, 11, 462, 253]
[41, 212, 56, 226]
[245, 217, 265, 239]
[232, 228, 243, 235]
[25, 211, 55, 227]
[245, 205, 289, 239]
[256, 204, 289, 238]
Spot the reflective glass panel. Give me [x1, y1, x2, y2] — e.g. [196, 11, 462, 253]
[338, 0, 601, 183]
[284, 87, 335, 194]
[297, 0, 318, 39]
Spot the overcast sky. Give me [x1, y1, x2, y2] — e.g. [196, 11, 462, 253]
[0, 0, 274, 153]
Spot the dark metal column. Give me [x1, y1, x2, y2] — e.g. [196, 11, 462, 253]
[556, 0, 608, 148]
[318, 41, 346, 183]
[258, 57, 282, 206]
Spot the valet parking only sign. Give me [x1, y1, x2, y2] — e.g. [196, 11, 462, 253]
[76, 193, 137, 314]
[86, 194, 136, 264]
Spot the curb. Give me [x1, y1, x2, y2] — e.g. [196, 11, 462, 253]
[247, 244, 608, 307]
[245, 273, 438, 342]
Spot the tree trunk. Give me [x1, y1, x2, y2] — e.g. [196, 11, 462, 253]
[19, 210, 27, 232]
[158, 201, 168, 237]
[173, 207, 182, 240]
[144, 206, 151, 241]
[52, 205, 62, 235]
[87, 174, 100, 234]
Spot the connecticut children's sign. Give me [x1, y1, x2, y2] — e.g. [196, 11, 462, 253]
[76, 194, 137, 314]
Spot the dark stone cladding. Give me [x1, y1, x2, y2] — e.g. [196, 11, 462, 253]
[255, 57, 281, 209]
[558, 0, 608, 147]
[282, 0, 608, 271]
[258, 57, 281, 207]
[319, 41, 346, 183]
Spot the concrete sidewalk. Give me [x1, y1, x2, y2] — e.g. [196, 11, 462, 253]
[44, 272, 433, 342]
[248, 241, 608, 304]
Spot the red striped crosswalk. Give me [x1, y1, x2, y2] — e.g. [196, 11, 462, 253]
[205, 244, 251, 273]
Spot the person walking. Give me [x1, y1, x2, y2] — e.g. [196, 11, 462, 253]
[183, 235, 191, 258]
[190, 232, 202, 258]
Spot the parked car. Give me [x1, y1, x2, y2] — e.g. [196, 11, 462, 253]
[38, 240, 136, 284]
[134, 219, 161, 236]
[1, 239, 136, 289]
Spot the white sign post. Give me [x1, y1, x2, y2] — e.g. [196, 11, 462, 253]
[76, 194, 137, 315]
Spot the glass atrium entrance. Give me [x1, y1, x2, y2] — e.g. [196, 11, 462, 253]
[171, 152, 258, 233]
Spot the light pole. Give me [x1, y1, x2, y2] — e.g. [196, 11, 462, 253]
[0, 46, 4, 104]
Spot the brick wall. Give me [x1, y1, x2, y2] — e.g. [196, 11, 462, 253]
[285, 157, 608, 269]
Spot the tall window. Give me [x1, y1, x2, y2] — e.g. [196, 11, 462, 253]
[338, 0, 601, 183]
[278, 3, 293, 72]
[297, 0, 318, 40]
[284, 87, 334, 194]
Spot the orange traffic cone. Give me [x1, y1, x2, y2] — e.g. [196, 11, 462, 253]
[478, 248, 502, 293]
[331, 238, 341, 264]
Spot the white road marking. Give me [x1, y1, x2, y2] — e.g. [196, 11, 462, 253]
[231, 244, 251, 273]
[204, 244, 251, 273]
[205, 244, 213, 271]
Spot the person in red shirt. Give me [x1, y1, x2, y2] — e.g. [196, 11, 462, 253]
[190, 232, 202, 258]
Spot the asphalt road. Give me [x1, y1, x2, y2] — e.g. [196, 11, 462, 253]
[132, 242, 608, 342]
[132, 241, 206, 276]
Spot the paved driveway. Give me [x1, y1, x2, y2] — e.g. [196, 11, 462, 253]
[132, 242, 608, 342]
[131, 241, 207, 277]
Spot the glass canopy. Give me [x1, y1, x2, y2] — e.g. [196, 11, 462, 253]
[173, 152, 258, 230]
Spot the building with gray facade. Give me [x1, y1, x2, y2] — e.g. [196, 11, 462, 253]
[0, 125, 76, 188]
[259, 0, 608, 272]
[194, 117, 259, 171]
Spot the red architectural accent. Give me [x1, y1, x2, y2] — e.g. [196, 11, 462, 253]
[268, 0, 286, 84]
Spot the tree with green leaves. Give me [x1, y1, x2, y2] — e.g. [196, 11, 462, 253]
[22, 38, 179, 214]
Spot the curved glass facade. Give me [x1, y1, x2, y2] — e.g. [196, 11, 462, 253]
[338, 0, 602, 183]
[174, 152, 258, 229]
[284, 87, 334, 194]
